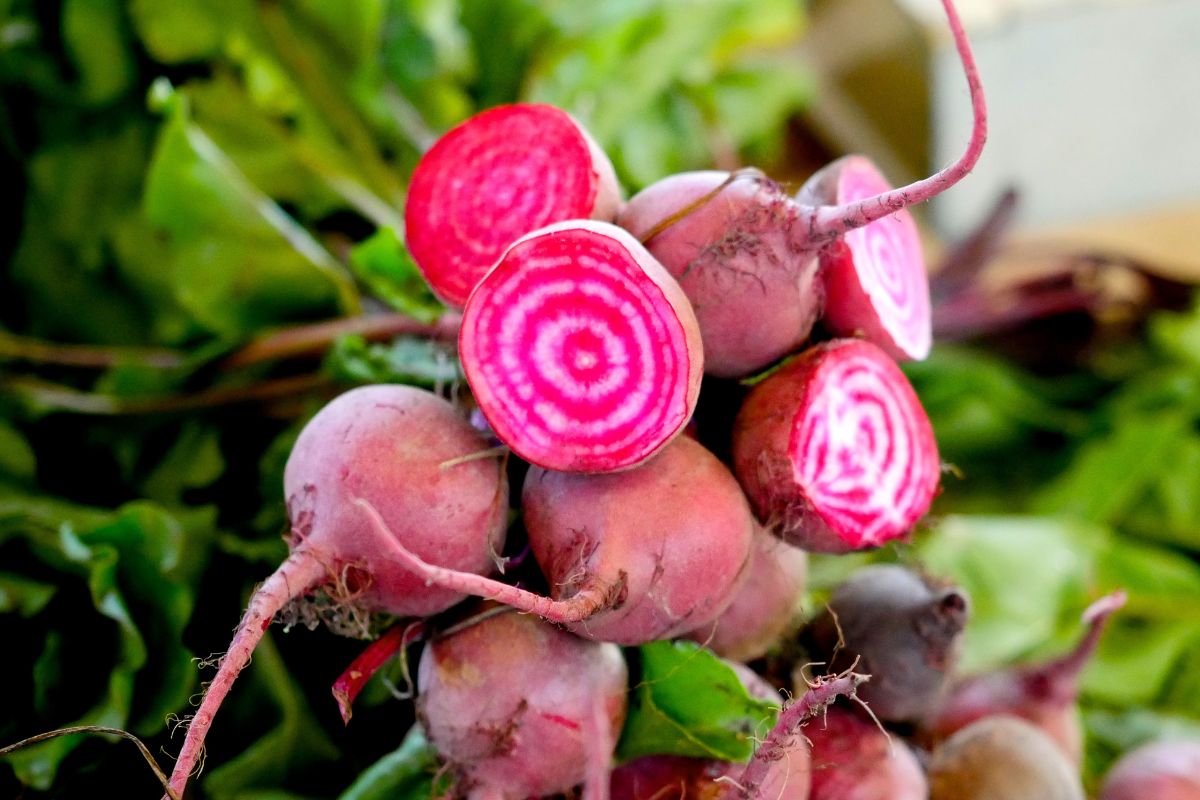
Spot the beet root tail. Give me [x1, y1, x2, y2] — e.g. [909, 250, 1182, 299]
[164, 551, 326, 799]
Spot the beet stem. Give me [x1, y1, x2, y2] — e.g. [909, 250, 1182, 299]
[1032, 589, 1127, 703]
[354, 498, 617, 624]
[164, 550, 327, 799]
[730, 671, 870, 799]
[809, 0, 987, 240]
[331, 621, 426, 725]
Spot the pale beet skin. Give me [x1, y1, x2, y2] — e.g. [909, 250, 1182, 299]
[405, 102, 621, 307]
[618, 170, 823, 379]
[365, 435, 756, 645]
[928, 715, 1085, 800]
[163, 385, 508, 799]
[684, 527, 808, 661]
[731, 339, 941, 553]
[1099, 739, 1200, 800]
[460, 219, 704, 474]
[418, 610, 628, 800]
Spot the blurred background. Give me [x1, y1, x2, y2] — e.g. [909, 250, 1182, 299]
[1, 0, 1199, 797]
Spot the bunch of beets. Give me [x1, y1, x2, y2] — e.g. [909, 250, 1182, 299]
[156, 0, 1200, 797]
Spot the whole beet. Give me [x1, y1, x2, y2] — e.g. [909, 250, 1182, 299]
[418, 610, 628, 799]
[1099, 740, 1200, 800]
[928, 715, 1085, 800]
[806, 706, 928, 800]
[803, 564, 969, 722]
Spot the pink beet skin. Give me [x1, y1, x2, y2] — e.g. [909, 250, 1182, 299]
[799, 156, 932, 361]
[807, 706, 928, 800]
[460, 219, 703, 474]
[685, 527, 808, 661]
[164, 385, 509, 799]
[618, 170, 824, 379]
[362, 435, 756, 645]
[731, 339, 941, 553]
[405, 103, 621, 307]
[1100, 740, 1200, 800]
[418, 610, 628, 800]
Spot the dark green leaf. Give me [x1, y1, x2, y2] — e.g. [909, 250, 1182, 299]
[324, 335, 462, 388]
[337, 727, 442, 800]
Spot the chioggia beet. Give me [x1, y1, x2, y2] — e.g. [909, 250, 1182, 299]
[405, 103, 621, 307]
[459, 220, 703, 473]
[731, 339, 941, 553]
[363, 435, 755, 644]
[418, 609, 628, 800]
[163, 385, 508, 798]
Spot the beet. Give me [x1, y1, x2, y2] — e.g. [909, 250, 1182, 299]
[1099, 740, 1200, 800]
[684, 528, 808, 661]
[731, 340, 941, 553]
[806, 706, 928, 800]
[928, 589, 1127, 763]
[418, 609, 627, 799]
[928, 715, 1085, 800]
[802, 564, 969, 723]
[459, 220, 703, 473]
[364, 436, 756, 645]
[163, 385, 508, 798]
[405, 103, 621, 307]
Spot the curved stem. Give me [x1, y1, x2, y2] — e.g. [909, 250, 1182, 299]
[164, 550, 327, 799]
[1029, 589, 1126, 704]
[354, 498, 618, 625]
[730, 672, 869, 800]
[809, 0, 987, 240]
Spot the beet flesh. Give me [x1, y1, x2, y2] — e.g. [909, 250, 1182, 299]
[405, 103, 621, 307]
[460, 219, 703, 473]
[798, 156, 931, 362]
[731, 339, 941, 553]
[418, 610, 628, 799]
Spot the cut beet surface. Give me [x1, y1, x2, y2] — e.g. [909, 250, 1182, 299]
[460, 220, 703, 473]
[732, 339, 940, 552]
[802, 155, 933, 361]
[405, 103, 620, 307]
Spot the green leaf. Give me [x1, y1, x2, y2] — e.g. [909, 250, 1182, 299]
[61, 0, 135, 105]
[0, 421, 36, 483]
[143, 88, 359, 339]
[128, 0, 225, 63]
[337, 727, 442, 800]
[0, 571, 56, 616]
[0, 492, 215, 787]
[616, 640, 778, 763]
[348, 227, 445, 322]
[324, 335, 462, 388]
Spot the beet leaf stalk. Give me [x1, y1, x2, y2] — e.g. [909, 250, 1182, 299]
[726, 671, 870, 800]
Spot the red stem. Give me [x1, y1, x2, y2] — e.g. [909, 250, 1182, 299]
[1025, 589, 1126, 704]
[164, 550, 327, 799]
[354, 498, 620, 625]
[729, 672, 870, 799]
[331, 621, 426, 725]
[222, 311, 461, 369]
[809, 0, 987, 240]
